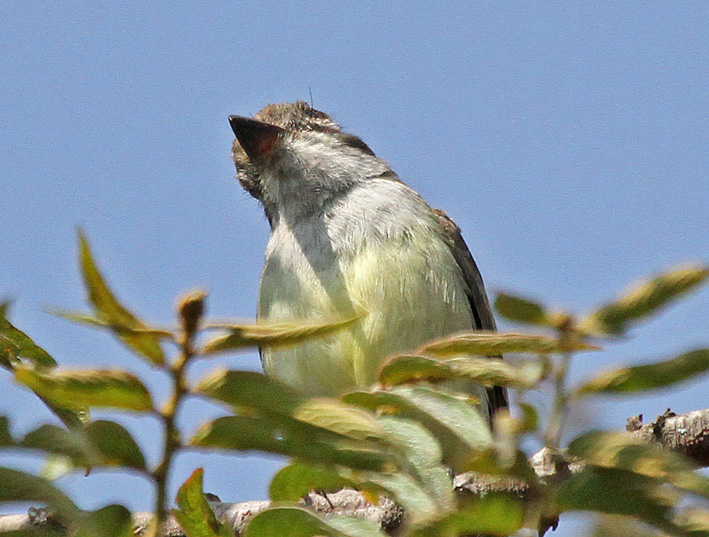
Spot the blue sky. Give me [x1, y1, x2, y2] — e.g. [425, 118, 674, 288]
[1, 3, 708, 534]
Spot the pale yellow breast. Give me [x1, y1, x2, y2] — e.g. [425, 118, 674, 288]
[258, 232, 473, 397]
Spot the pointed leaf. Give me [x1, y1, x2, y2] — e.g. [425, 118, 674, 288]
[78, 231, 165, 364]
[173, 468, 233, 537]
[269, 463, 354, 503]
[194, 370, 303, 415]
[203, 315, 361, 354]
[20, 420, 145, 471]
[380, 354, 547, 390]
[73, 505, 133, 537]
[495, 292, 557, 327]
[52, 311, 173, 338]
[345, 386, 492, 472]
[0, 314, 56, 368]
[364, 471, 443, 523]
[85, 420, 146, 469]
[36, 395, 90, 430]
[410, 494, 525, 537]
[580, 264, 709, 336]
[0, 467, 80, 522]
[575, 348, 709, 396]
[245, 507, 387, 537]
[189, 416, 393, 472]
[21, 424, 101, 467]
[568, 430, 709, 499]
[419, 331, 598, 356]
[374, 415, 454, 517]
[556, 465, 676, 530]
[15, 367, 153, 412]
[294, 399, 385, 441]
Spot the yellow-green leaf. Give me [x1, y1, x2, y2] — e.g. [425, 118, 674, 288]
[575, 348, 709, 396]
[0, 313, 56, 368]
[74, 505, 133, 537]
[194, 370, 303, 415]
[15, 367, 154, 412]
[495, 292, 559, 327]
[410, 494, 525, 537]
[78, 231, 165, 364]
[190, 416, 393, 472]
[580, 264, 709, 336]
[345, 386, 492, 473]
[202, 315, 361, 354]
[173, 468, 233, 537]
[418, 331, 598, 356]
[245, 507, 387, 537]
[568, 431, 709, 499]
[379, 354, 547, 390]
[52, 311, 173, 338]
[556, 466, 676, 530]
[294, 399, 385, 441]
[269, 463, 354, 503]
[0, 467, 81, 523]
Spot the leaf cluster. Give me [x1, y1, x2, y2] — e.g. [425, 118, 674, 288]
[0, 233, 707, 536]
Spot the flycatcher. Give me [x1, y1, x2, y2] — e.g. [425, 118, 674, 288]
[230, 101, 506, 420]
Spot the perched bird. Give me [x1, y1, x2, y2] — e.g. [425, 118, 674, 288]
[230, 101, 506, 420]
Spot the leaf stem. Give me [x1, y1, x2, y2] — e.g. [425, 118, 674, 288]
[152, 328, 192, 526]
[544, 351, 571, 448]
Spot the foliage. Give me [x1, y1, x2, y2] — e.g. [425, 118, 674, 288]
[0, 233, 707, 536]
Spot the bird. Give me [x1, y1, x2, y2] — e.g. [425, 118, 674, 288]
[229, 101, 506, 421]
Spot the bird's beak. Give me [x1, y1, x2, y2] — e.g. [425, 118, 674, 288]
[229, 116, 284, 160]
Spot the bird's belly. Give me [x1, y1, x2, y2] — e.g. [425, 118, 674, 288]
[258, 237, 473, 397]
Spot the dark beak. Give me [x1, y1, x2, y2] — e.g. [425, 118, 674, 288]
[229, 116, 284, 160]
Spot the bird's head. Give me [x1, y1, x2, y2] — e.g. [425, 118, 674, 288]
[230, 101, 391, 222]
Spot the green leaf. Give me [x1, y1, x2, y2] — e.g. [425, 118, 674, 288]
[568, 430, 709, 499]
[245, 507, 387, 537]
[21, 424, 101, 467]
[345, 386, 492, 473]
[270, 462, 354, 503]
[379, 354, 547, 390]
[374, 415, 454, 518]
[0, 467, 80, 522]
[0, 313, 56, 368]
[410, 494, 525, 537]
[15, 367, 154, 412]
[364, 471, 443, 524]
[194, 370, 303, 415]
[202, 315, 361, 355]
[580, 264, 709, 336]
[518, 403, 539, 432]
[20, 420, 146, 471]
[77, 231, 165, 364]
[85, 420, 146, 469]
[173, 468, 233, 537]
[36, 395, 90, 430]
[575, 348, 709, 396]
[556, 465, 676, 529]
[52, 311, 173, 338]
[294, 399, 385, 441]
[494, 292, 557, 327]
[73, 505, 133, 537]
[418, 331, 598, 356]
[189, 416, 393, 472]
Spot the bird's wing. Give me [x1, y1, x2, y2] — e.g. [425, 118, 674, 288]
[434, 209, 509, 416]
